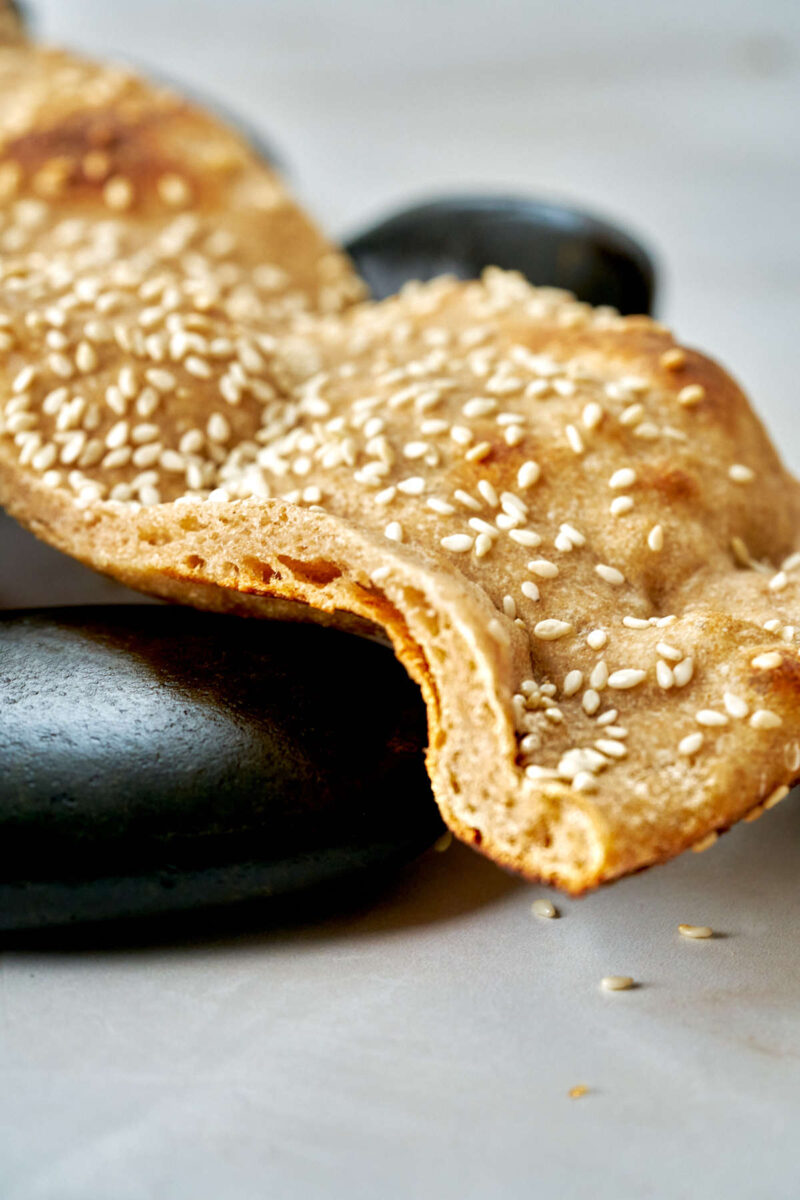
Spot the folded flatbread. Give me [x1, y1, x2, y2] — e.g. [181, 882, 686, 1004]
[1, 42, 797, 891]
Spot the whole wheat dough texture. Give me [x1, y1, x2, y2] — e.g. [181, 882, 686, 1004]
[0, 43, 798, 892]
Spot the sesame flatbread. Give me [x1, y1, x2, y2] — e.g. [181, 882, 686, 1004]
[1, 44, 798, 892]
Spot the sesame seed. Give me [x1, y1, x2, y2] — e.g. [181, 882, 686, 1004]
[610, 495, 634, 515]
[763, 618, 781, 632]
[475, 533, 493, 557]
[619, 402, 644, 426]
[101, 447, 131, 470]
[600, 975, 634, 992]
[403, 441, 429, 460]
[157, 173, 191, 208]
[517, 460, 541, 489]
[751, 651, 782, 670]
[749, 709, 782, 730]
[384, 521, 403, 543]
[769, 571, 788, 592]
[587, 629, 608, 650]
[582, 402, 603, 430]
[634, 422, 660, 440]
[647, 524, 664, 552]
[12, 365, 36, 393]
[503, 595, 517, 619]
[185, 355, 212, 379]
[75, 341, 98, 373]
[6, 412, 37, 434]
[463, 397, 496, 418]
[42, 387, 68, 414]
[764, 784, 789, 809]
[673, 657, 694, 687]
[565, 424, 584, 454]
[622, 616, 650, 629]
[590, 661, 609, 690]
[454, 489, 481, 511]
[179, 430, 204, 456]
[508, 529, 542, 548]
[103, 176, 134, 210]
[521, 581, 540, 602]
[49, 353, 74, 379]
[533, 619, 573, 640]
[139, 484, 161, 506]
[608, 669, 646, 689]
[572, 772, 597, 793]
[729, 464, 755, 484]
[677, 384, 705, 406]
[469, 517, 496, 537]
[582, 689, 601, 715]
[656, 660, 674, 689]
[595, 564, 625, 586]
[160, 450, 185, 473]
[603, 725, 628, 739]
[531, 898, 558, 918]
[397, 476, 426, 495]
[563, 670, 584, 697]
[105, 420, 129, 450]
[596, 738, 627, 759]
[678, 924, 713, 939]
[504, 425, 524, 447]
[427, 497, 455, 515]
[596, 709, 618, 726]
[441, 534, 474, 553]
[501, 491, 528, 518]
[656, 642, 682, 661]
[146, 368, 176, 392]
[561, 524, 586, 547]
[132, 443, 162, 469]
[527, 558, 559, 579]
[465, 441, 492, 462]
[695, 710, 728, 727]
[679, 731, 704, 756]
[722, 692, 748, 719]
[609, 467, 637, 490]
[692, 832, 718, 853]
[450, 424, 473, 446]
[31, 444, 57, 471]
[475, 480, 498, 507]
[660, 347, 686, 370]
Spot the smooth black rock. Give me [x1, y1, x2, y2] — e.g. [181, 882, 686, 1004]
[344, 194, 656, 313]
[0, 608, 441, 931]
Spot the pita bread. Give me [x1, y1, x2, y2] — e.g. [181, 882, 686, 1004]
[1, 45, 798, 892]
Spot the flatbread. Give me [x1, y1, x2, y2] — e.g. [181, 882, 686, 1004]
[1, 44, 798, 892]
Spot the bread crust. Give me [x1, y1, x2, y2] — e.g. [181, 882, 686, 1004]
[0, 45, 798, 892]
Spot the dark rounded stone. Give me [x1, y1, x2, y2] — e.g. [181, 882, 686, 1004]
[0, 608, 440, 931]
[345, 193, 657, 314]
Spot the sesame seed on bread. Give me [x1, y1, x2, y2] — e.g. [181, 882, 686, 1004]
[1, 42, 798, 893]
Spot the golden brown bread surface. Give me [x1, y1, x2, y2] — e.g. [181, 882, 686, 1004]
[1, 44, 798, 892]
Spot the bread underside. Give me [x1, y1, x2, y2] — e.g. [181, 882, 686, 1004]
[0, 41, 798, 892]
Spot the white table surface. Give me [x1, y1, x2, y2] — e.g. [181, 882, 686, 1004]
[2, 1, 800, 1196]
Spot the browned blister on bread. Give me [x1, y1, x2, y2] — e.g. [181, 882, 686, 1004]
[0, 45, 798, 892]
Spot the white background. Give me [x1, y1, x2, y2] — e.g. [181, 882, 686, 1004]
[2, 1, 800, 1196]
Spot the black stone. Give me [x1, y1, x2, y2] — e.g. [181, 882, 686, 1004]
[0, 608, 441, 931]
[344, 194, 656, 314]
